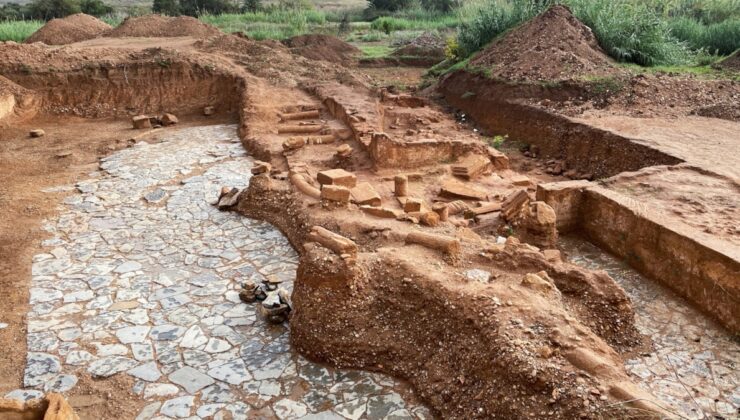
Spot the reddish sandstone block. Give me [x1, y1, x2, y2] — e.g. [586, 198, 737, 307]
[317, 169, 357, 188]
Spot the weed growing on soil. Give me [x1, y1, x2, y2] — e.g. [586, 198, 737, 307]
[0, 19, 43, 42]
[358, 44, 393, 58]
[487, 134, 507, 150]
[584, 76, 626, 94]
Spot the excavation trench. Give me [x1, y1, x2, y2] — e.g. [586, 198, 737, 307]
[3, 61, 737, 420]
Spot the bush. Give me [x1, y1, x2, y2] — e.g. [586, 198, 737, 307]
[153, 0, 180, 15]
[242, 0, 260, 13]
[669, 16, 740, 55]
[0, 3, 26, 20]
[26, 0, 80, 20]
[368, 0, 414, 12]
[567, 0, 691, 66]
[178, 0, 237, 16]
[80, 0, 112, 16]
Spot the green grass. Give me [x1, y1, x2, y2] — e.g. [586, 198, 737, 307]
[0, 20, 43, 42]
[619, 62, 740, 80]
[370, 15, 459, 33]
[358, 44, 393, 58]
[668, 16, 740, 55]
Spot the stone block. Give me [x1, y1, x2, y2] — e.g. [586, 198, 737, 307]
[321, 185, 350, 202]
[317, 169, 357, 188]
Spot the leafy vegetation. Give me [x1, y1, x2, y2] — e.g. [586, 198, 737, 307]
[0, 19, 43, 42]
[668, 16, 740, 55]
[454, 0, 739, 66]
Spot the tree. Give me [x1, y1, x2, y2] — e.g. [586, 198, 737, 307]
[368, 0, 412, 12]
[26, 0, 80, 20]
[0, 3, 26, 20]
[152, 0, 179, 16]
[242, 0, 260, 13]
[80, 0, 112, 16]
[178, 0, 236, 16]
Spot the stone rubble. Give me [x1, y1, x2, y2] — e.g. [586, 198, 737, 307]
[9, 124, 429, 420]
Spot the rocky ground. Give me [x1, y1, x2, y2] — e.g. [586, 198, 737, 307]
[5, 124, 430, 419]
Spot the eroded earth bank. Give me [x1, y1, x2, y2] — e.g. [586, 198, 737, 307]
[0, 7, 738, 420]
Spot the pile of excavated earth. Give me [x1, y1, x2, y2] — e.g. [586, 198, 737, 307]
[0, 4, 738, 420]
[24, 13, 112, 45]
[281, 34, 361, 65]
[470, 5, 615, 81]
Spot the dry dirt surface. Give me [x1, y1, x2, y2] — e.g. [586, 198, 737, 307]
[470, 5, 617, 81]
[281, 34, 361, 65]
[24, 14, 111, 46]
[103, 14, 222, 38]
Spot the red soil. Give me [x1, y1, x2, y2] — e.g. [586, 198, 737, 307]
[282, 34, 360, 64]
[103, 14, 222, 38]
[470, 5, 616, 81]
[24, 13, 111, 45]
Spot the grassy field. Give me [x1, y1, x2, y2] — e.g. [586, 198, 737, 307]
[0, 19, 41, 42]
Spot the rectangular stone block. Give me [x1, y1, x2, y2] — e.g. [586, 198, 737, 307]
[317, 169, 357, 188]
[321, 185, 350, 202]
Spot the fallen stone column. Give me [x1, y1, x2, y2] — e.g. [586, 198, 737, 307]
[289, 173, 321, 199]
[464, 202, 502, 219]
[307, 226, 357, 256]
[405, 231, 460, 257]
[280, 109, 321, 121]
[278, 124, 324, 134]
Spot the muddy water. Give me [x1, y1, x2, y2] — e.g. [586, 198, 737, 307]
[9, 124, 431, 420]
[561, 236, 739, 419]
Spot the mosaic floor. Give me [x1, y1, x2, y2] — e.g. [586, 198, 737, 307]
[563, 237, 739, 420]
[5, 124, 431, 420]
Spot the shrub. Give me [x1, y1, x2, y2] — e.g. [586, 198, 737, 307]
[0, 3, 26, 20]
[242, 0, 260, 13]
[153, 0, 180, 15]
[80, 0, 112, 16]
[567, 0, 691, 66]
[368, 0, 414, 12]
[669, 16, 740, 55]
[178, 0, 237, 16]
[26, 0, 80, 20]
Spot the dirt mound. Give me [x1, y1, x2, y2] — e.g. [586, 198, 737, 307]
[281, 34, 360, 64]
[470, 5, 616, 81]
[104, 14, 221, 38]
[714, 49, 740, 72]
[24, 13, 111, 45]
[392, 32, 446, 60]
